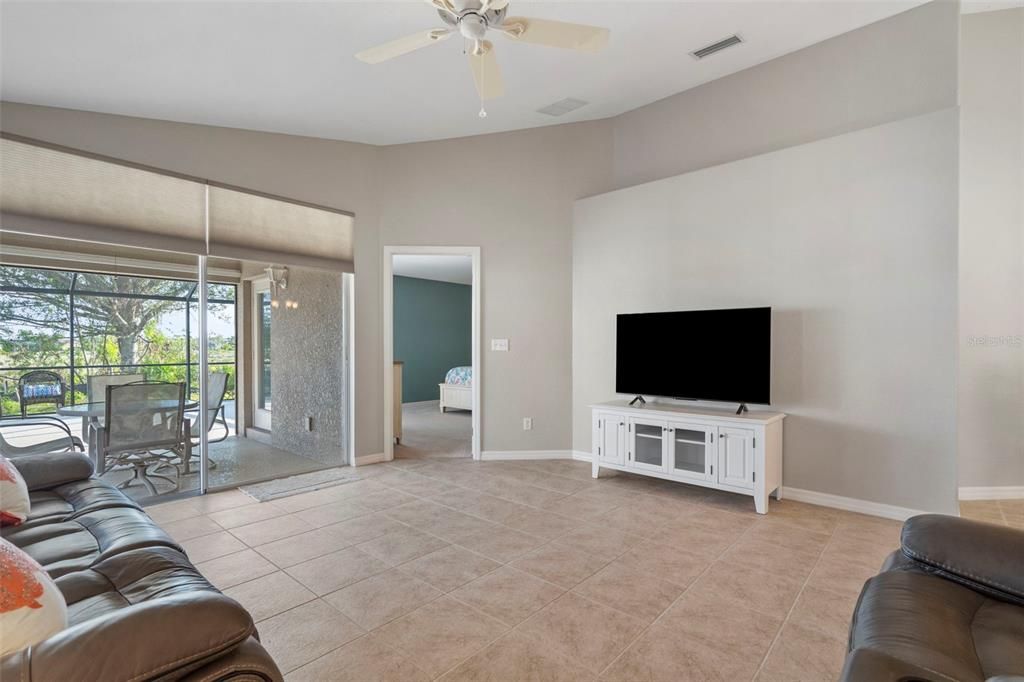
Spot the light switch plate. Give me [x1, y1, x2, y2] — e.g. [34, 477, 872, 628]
[491, 338, 510, 352]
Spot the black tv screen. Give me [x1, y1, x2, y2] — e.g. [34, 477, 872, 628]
[616, 307, 771, 405]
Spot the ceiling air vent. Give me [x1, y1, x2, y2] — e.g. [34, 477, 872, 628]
[690, 34, 743, 60]
[536, 97, 589, 117]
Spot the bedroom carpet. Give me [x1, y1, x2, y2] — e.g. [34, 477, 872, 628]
[396, 400, 471, 460]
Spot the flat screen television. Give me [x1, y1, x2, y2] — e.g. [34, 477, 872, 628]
[616, 307, 771, 406]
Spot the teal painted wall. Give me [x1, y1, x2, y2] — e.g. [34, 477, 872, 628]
[393, 275, 471, 403]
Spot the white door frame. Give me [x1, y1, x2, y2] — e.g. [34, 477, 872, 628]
[382, 246, 481, 461]
[251, 277, 272, 431]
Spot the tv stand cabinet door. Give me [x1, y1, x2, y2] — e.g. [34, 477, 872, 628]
[627, 418, 669, 473]
[594, 413, 626, 466]
[717, 427, 755, 490]
[667, 421, 714, 483]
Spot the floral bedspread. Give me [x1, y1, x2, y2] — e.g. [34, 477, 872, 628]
[444, 366, 472, 387]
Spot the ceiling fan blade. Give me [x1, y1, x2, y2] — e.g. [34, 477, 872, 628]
[355, 29, 452, 64]
[424, 0, 456, 15]
[501, 17, 609, 53]
[479, 0, 510, 11]
[468, 42, 504, 100]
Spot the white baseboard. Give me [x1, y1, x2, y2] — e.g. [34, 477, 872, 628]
[958, 485, 1024, 500]
[481, 450, 576, 461]
[571, 450, 593, 462]
[355, 452, 387, 466]
[782, 486, 926, 521]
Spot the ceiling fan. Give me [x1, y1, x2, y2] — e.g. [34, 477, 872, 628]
[355, 0, 610, 116]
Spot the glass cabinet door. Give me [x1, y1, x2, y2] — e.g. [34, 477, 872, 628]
[669, 423, 712, 481]
[630, 420, 667, 472]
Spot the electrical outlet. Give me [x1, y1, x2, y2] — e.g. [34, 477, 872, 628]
[522, 417, 533, 431]
[491, 338, 509, 352]
[305, 416, 313, 432]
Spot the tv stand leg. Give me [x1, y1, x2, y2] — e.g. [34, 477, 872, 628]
[774, 486, 783, 501]
[754, 492, 767, 514]
[592, 460, 600, 479]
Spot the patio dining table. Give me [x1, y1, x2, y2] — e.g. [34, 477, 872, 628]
[57, 400, 199, 467]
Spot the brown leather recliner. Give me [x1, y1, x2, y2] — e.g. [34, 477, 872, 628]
[841, 514, 1024, 682]
[1, 452, 283, 682]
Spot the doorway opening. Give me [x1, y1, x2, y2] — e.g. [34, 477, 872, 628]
[383, 247, 480, 461]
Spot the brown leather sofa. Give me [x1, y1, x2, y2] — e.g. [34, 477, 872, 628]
[1, 451, 283, 682]
[841, 514, 1024, 682]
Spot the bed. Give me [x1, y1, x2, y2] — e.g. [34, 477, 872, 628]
[439, 366, 472, 412]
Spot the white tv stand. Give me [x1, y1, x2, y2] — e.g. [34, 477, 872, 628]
[591, 401, 785, 514]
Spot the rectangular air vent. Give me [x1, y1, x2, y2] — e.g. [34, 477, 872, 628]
[690, 34, 743, 60]
[537, 97, 589, 117]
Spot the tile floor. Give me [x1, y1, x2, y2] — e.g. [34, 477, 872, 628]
[958, 498, 1024, 528]
[146, 457, 905, 681]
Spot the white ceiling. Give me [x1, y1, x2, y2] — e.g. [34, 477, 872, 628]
[0, 0, 994, 146]
[393, 254, 472, 284]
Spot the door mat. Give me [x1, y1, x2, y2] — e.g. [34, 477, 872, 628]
[239, 467, 362, 502]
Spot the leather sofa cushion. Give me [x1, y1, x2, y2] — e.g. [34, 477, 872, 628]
[57, 546, 216, 626]
[24, 479, 142, 527]
[1, 506, 181, 579]
[10, 452, 94, 492]
[850, 570, 1024, 681]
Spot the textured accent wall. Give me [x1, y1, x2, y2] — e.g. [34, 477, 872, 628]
[393, 275, 471, 403]
[270, 266, 345, 464]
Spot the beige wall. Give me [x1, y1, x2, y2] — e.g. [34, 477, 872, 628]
[958, 8, 1024, 489]
[574, 109, 961, 514]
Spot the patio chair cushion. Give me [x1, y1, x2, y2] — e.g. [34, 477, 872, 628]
[1, 506, 182, 579]
[24, 479, 142, 528]
[0, 538, 68, 657]
[0, 456, 31, 526]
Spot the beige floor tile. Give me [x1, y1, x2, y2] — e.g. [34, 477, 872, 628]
[437, 491, 531, 524]
[540, 493, 620, 521]
[450, 566, 564, 626]
[286, 635, 431, 682]
[324, 512, 409, 545]
[422, 510, 501, 543]
[156, 512, 219, 541]
[180, 530, 247, 563]
[453, 525, 546, 563]
[648, 523, 740, 560]
[195, 548, 277, 589]
[253, 525, 358, 568]
[614, 541, 710, 589]
[294, 499, 370, 528]
[822, 533, 898, 569]
[601, 626, 751, 682]
[399, 545, 501, 592]
[720, 535, 822, 581]
[511, 542, 609, 589]
[517, 592, 646, 674]
[556, 523, 642, 560]
[440, 630, 595, 682]
[756, 622, 847, 681]
[144, 498, 202, 523]
[503, 508, 582, 540]
[207, 501, 284, 529]
[691, 560, 804, 617]
[271, 486, 349, 514]
[743, 517, 832, 555]
[356, 527, 449, 565]
[352, 486, 418, 511]
[370, 596, 509, 678]
[223, 570, 316, 622]
[286, 546, 391, 595]
[832, 513, 901, 544]
[657, 589, 782, 659]
[805, 554, 879, 599]
[384, 499, 452, 526]
[229, 514, 314, 547]
[789, 585, 859, 642]
[259, 598, 365, 674]
[324, 568, 442, 630]
[572, 560, 682, 623]
[192, 489, 259, 513]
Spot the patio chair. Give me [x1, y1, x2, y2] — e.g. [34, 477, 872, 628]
[91, 381, 187, 496]
[87, 373, 145, 405]
[17, 370, 66, 417]
[181, 371, 229, 473]
[0, 416, 84, 457]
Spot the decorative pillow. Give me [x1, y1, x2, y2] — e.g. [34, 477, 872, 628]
[0, 537, 68, 655]
[0, 457, 30, 526]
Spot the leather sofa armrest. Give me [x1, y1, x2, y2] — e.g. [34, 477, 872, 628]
[0, 592, 256, 682]
[10, 451, 94, 491]
[840, 648, 959, 682]
[178, 636, 284, 682]
[901, 514, 1024, 605]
